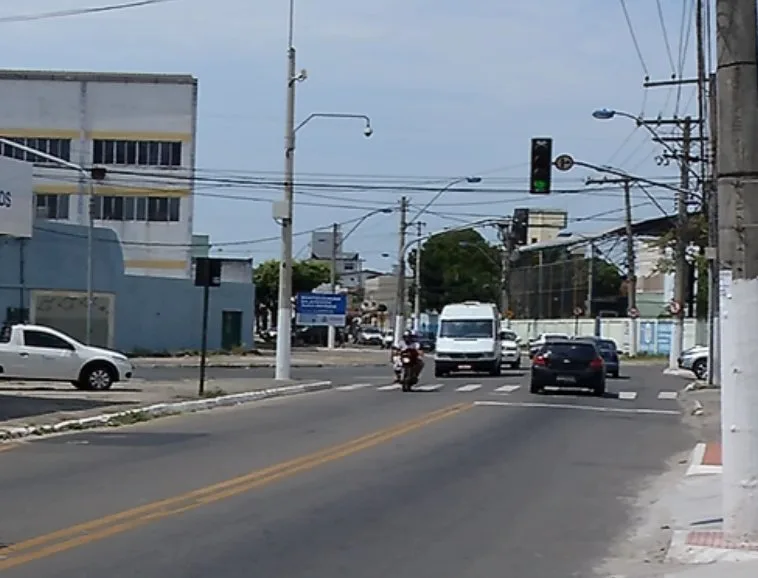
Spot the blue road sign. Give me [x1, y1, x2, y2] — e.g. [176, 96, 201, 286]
[295, 292, 347, 326]
[657, 321, 673, 355]
[639, 321, 656, 354]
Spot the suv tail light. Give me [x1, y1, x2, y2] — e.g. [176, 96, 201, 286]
[590, 356, 604, 369]
[533, 355, 547, 366]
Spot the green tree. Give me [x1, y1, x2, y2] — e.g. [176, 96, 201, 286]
[253, 259, 331, 312]
[409, 229, 500, 312]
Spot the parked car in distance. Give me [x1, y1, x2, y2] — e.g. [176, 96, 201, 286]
[499, 331, 521, 368]
[381, 330, 394, 349]
[678, 345, 708, 380]
[500, 329, 521, 344]
[528, 333, 570, 358]
[417, 332, 436, 352]
[357, 326, 384, 346]
[0, 323, 133, 390]
[573, 336, 620, 378]
[530, 339, 606, 396]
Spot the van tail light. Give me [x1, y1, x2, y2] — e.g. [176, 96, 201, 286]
[533, 355, 547, 366]
[590, 356, 604, 369]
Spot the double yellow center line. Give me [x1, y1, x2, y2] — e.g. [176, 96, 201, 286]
[0, 402, 472, 570]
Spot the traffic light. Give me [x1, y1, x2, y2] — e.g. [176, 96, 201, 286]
[511, 208, 529, 246]
[530, 138, 553, 194]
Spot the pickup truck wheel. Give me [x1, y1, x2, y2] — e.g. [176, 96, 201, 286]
[79, 363, 116, 391]
[692, 359, 707, 380]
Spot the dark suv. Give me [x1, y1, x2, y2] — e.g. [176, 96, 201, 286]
[530, 339, 606, 396]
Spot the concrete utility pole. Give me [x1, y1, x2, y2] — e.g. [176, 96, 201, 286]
[706, 73, 720, 386]
[412, 221, 425, 331]
[669, 116, 692, 371]
[587, 176, 637, 355]
[274, 0, 299, 380]
[394, 197, 409, 345]
[327, 222, 339, 349]
[497, 222, 513, 322]
[716, 0, 758, 541]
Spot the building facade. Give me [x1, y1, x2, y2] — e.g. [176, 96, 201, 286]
[0, 222, 254, 353]
[310, 230, 362, 288]
[0, 69, 198, 279]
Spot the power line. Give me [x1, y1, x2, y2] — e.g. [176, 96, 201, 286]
[0, 0, 177, 23]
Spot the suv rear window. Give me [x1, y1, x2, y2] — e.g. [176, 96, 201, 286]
[543, 342, 597, 361]
[597, 340, 616, 351]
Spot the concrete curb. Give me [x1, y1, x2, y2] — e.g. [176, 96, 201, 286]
[0, 380, 333, 441]
[133, 362, 389, 369]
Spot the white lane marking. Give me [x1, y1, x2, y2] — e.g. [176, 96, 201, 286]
[658, 390, 679, 400]
[335, 383, 374, 391]
[473, 400, 680, 416]
[415, 383, 444, 392]
[456, 384, 482, 392]
[494, 385, 521, 393]
[618, 391, 638, 400]
[377, 384, 401, 391]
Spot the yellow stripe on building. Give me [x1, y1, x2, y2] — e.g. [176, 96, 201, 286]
[88, 131, 192, 142]
[124, 260, 187, 270]
[33, 183, 190, 197]
[0, 128, 80, 139]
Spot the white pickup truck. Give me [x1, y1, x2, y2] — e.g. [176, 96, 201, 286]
[0, 324, 133, 390]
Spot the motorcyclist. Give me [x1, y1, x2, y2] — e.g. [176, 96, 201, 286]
[393, 330, 424, 382]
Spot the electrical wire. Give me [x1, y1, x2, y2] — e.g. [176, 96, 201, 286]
[619, 0, 650, 77]
[0, 0, 177, 23]
[656, 0, 677, 73]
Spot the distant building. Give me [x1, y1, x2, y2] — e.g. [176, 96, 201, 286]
[0, 68, 198, 279]
[309, 230, 362, 288]
[526, 209, 568, 245]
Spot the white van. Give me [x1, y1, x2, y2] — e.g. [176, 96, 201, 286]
[434, 301, 501, 377]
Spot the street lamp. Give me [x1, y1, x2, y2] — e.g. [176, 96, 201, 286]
[0, 137, 97, 344]
[327, 207, 392, 349]
[394, 176, 482, 344]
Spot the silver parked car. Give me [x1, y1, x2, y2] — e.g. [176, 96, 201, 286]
[678, 345, 708, 380]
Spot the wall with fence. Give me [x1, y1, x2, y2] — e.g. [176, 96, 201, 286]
[504, 317, 705, 355]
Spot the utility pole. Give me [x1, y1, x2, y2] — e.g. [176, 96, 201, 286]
[669, 116, 691, 371]
[394, 197, 409, 345]
[706, 73, 720, 386]
[274, 0, 299, 380]
[716, 0, 758, 541]
[327, 222, 339, 349]
[587, 177, 637, 355]
[412, 221, 425, 331]
[497, 222, 513, 323]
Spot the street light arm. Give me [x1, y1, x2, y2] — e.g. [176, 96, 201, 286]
[409, 176, 481, 225]
[341, 207, 393, 244]
[295, 112, 372, 134]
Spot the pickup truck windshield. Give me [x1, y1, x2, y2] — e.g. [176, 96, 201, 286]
[439, 320, 493, 338]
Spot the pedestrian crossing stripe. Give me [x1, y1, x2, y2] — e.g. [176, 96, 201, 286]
[618, 391, 637, 400]
[657, 391, 678, 400]
[455, 384, 482, 392]
[494, 385, 520, 393]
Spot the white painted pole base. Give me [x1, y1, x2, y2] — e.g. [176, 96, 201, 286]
[394, 314, 405, 347]
[668, 318, 684, 370]
[327, 325, 335, 349]
[721, 277, 758, 541]
[274, 306, 292, 380]
[628, 318, 638, 357]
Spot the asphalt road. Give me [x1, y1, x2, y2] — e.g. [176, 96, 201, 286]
[0, 365, 693, 577]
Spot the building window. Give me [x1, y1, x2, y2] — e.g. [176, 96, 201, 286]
[35, 194, 69, 220]
[92, 139, 182, 167]
[0, 137, 71, 164]
[91, 195, 180, 222]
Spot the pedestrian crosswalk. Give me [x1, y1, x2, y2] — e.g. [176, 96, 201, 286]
[334, 381, 680, 400]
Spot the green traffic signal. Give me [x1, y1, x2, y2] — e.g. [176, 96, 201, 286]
[533, 179, 547, 192]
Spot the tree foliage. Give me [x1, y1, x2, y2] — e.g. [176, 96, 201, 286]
[253, 259, 331, 310]
[410, 228, 501, 312]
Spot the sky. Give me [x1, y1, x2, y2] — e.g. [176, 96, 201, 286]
[0, 0, 707, 271]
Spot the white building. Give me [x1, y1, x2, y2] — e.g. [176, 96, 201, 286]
[0, 69, 198, 278]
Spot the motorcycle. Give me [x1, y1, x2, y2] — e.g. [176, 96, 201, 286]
[398, 347, 420, 392]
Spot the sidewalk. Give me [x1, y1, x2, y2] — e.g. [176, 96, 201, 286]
[659, 387, 758, 574]
[131, 349, 389, 368]
[0, 377, 332, 440]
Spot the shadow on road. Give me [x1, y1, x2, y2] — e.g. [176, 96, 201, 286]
[0, 394, 131, 422]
